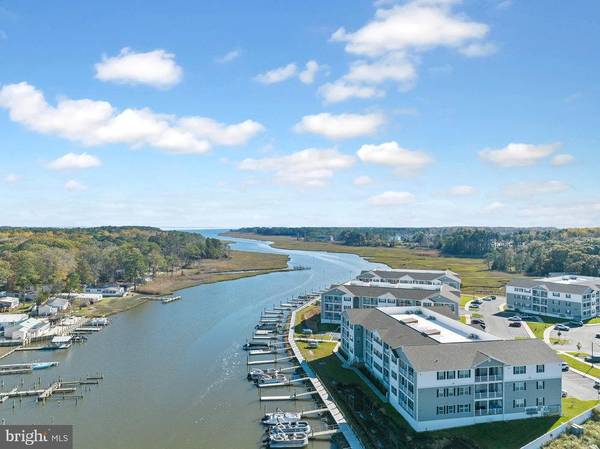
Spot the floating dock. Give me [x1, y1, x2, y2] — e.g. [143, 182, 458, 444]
[161, 295, 182, 304]
[259, 390, 318, 401]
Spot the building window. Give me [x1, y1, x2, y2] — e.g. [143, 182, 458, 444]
[391, 386, 398, 396]
[437, 371, 446, 380]
[446, 370, 456, 379]
[513, 398, 526, 408]
[536, 381, 545, 390]
[458, 369, 471, 379]
[536, 397, 545, 406]
[436, 406, 445, 415]
[513, 382, 526, 392]
[513, 366, 526, 375]
[536, 364, 545, 373]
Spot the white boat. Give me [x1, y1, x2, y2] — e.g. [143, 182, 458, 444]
[268, 432, 308, 448]
[257, 373, 288, 385]
[248, 368, 279, 381]
[88, 317, 109, 326]
[262, 410, 302, 426]
[270, 421, 311, 435]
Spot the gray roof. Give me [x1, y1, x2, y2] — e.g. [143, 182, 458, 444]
[346, 308, 437, 348]
[358, 269, 460, 282]
[345, 308, 559, 371]
[400, 339, 559, 371]
[326, 283, 459, 304]
[509, 278, 595, 295]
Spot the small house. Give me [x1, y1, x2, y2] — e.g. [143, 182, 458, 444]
[4, 318, 50, 341]
[48, 297, 71, 311]
[0, 297, 20, 310]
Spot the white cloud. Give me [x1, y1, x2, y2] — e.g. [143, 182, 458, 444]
[4, 173, 21, 184]
[368, 191, 415, 206]
[299, 60, 320, 84]
[64, 179, 87, 192]
[254, 63, 297, 84]
[238, 148, 355, 187]
[459, 42, 497, 57]
[331, 1, 489, 57]
[318, 81, 384, 104]
[483, 201, 504, 212]
[326, 0, 493, 102]
[357, 141, 432, 175]
[344, 53, 417, 86]
[0, 82, 264, 155]
[216, 49, 241, 64]
[551, 153, 575, 166]
[47, 152, 102, 170]
[448, 185, 476, 196]
[479, 142, 560, 167]
[353, 175, 373, 186]
[95, 48, 183, 89]
[294, 112, 384, 140]
[502, 180, 571, 197]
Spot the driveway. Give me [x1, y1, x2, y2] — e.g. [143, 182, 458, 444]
[562, 368, 600, 400]
[468, 296, 530, 340]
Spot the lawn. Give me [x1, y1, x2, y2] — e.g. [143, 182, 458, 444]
[545, 409, 600, 449]
[293, 303, 339, 338]
[226, 232, 519, 295]
[527, 321, 552, 339]
[292, 307, 593, 449]
[560, 353, 600, 379]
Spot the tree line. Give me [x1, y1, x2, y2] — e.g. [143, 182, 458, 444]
[0, 227, 229, 294]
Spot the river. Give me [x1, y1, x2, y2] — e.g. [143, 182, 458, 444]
[0, 230, 385, 449]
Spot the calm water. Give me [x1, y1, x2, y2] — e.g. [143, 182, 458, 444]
[0, 230, 385, 449]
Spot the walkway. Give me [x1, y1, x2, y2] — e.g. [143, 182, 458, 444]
[289, 301, 365, 449]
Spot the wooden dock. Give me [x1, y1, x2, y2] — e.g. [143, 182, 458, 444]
[259, 390, 318, 401]
[247, 355, 295, 366]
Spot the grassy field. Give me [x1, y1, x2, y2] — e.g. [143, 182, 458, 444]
[293, 306, 593, 449]
[72, 250, 289, 316]
[545, 409, 600, 449]
[136, 250, 289, 295]
[226, 232, 519, 295]
[527, 321, 552, 339]
[560, 353, 600, 379]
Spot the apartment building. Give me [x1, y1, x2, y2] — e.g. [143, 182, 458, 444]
[506, 275, 600, 320]
[321, 281, 459, 325]
[357, 269, 461, 292]
[341, 306, 561, 431]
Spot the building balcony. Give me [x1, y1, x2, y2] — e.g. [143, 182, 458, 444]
[475, 407, 503, 416]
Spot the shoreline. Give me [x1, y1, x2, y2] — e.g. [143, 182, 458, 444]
[71, 249, 290, 318]
[223, 231, 518, 295]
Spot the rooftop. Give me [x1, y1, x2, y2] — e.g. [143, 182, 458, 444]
[327, 283, 459, 303]
[358, 269, 460, 282]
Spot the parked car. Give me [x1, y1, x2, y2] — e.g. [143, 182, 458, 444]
[585, 355, 600, 364]
[594, 382, 600, 390]
[509, 321, 522, 327]
[471, 319, 485, 325]
[555, 324, 570, 332]
[561, 362, 569, 372]
[469, 304, 480, 309]
[490, 295, 496, 300]
[471, 299, 483, 305]
[561, 390, 568, 398]
[595, 333, 600, 339]
[569, 320, 584, 327]
[508, 316, 522, 322]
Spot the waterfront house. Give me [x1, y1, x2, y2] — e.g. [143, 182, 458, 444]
[0, 313, 28, 331]
[48, 297, 71, 311]
[84, 285, 125, 297]
[341, 306, 561, 431]
[35, 304, 58, 317]
[4, 317, 51, 341]
[0, 296, 20, 310]
[506, 274, 600, 320]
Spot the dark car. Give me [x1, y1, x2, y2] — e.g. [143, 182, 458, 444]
[471, 319, 485, 325]
[561, 362, 569, 372]
[509, 321, 522, 327]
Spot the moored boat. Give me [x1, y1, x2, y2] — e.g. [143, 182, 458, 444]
[262, 410, 302, 426]
[269, 421, 311, 435]
[268, 432, 308, 448]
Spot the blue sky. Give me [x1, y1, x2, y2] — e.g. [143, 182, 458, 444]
[0, 0, 598, 228]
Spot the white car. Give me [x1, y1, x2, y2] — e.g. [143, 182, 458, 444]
[555, 324, 570, 332]
[508, 316, 522, 322]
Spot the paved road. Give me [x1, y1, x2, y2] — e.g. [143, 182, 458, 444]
[549, 324, 600, 354]
[468, 297, 530, 340]
[562, 368, 599, 400]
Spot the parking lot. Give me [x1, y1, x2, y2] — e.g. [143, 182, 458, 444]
[547, 323, 600, 355]
[562, 368, 599, 400]
[466, 296, 530, 340]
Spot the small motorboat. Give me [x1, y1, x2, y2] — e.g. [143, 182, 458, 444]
[268, 432, 308, 448]
[31, 362, 59, 370]
[257, 374, 287, 385]
[242, 341, 271, 350]
[247, 368, 279, 381]
[262, 410, 302, 426]
[88, 317, 109, 327]
[269, 421, 311, 435]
